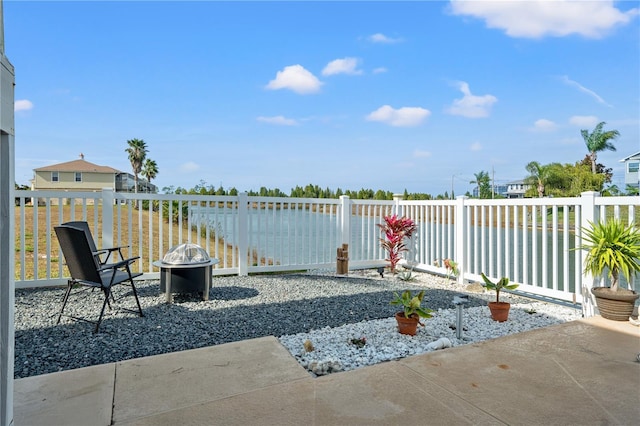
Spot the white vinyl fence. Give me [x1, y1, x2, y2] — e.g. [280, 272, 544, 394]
[13, 189, 640, 316]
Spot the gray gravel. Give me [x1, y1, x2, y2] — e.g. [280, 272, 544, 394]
[14, 270, 581, 379]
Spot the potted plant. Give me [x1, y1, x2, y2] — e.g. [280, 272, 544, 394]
[578, 219, 640, 321]
[377, 215, 417, 274]
[390, 290, 433, 335]
[481, 273, 519, 322]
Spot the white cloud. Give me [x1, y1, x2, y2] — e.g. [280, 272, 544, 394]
[449, 0, 638, 39]
[569, 115, 599, 128]
[372, 67, 388, 74]
[15, 99, 34, 112]
[531, 119, 557, 132]
[322, 57, 363, 76]
[180, 161, 200, 173]
[366, 105, 431, 127]
[265, 65, 323, 95]
[470, 142, 482, 151]
[413, 149, 432, 158]
[256, 116, 298, 126]
[560, 76, 612, 107]
[368, 33, 403, 43]
[446, 81, 497, 118]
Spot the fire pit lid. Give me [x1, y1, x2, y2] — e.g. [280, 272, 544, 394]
[162, 243, 211, 265]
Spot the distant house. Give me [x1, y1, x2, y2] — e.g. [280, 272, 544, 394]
[506, 180, 530, 198]
[472, 184, 508, 198]
[619, 151, 640, 190]
[32, 154, 157, 194]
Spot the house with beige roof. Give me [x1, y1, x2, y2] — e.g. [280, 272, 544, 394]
[32, 154, 157, 193]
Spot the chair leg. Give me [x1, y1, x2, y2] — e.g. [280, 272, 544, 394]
[129, 280, 144, 317]
[57, 281, 73, 324]
[95, 287, 112, 333]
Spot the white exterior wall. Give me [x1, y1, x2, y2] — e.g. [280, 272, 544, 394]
[0, 2, 15, 420]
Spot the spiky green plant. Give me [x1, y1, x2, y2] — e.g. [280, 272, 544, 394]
[390, 290, 433, 319]
[481, 273, 519, 303]
[578, 219, 640, 292]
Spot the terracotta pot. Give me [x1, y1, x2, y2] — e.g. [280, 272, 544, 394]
[488, 302, 511, 322]
[395, 312, 420, 335]
[591, 287, 639, 321]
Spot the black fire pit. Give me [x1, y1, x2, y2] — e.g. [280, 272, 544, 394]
[153, 243, 218, 303]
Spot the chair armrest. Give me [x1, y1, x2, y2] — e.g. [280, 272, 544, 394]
[103, 245, 130, 252]
[94, 245, 131, 264]
[98, 256, 141, 271]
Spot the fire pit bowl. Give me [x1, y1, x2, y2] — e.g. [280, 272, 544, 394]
[153, 243, 219, 303]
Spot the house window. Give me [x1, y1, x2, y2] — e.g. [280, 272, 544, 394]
[628, 162, 639, 173]
[75, 172, 82, 182]
[51, 172, 59, 182]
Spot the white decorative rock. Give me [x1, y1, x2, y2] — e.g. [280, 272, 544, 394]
[426, 337, 452, 350]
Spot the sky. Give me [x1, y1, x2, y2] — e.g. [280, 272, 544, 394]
[6, 0, 640, 196]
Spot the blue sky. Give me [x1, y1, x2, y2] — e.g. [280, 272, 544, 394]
[7, 0, 640, 195]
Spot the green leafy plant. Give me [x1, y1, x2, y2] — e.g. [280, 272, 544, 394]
[377, 215, 417, 274]
[481, 273, 519, 303]
[578, 219, 640, 292]
[397, 266, 417, 282]
[444, 258, 459, 280]
[390, 290, 433, 320]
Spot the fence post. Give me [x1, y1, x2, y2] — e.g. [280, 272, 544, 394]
[339, 195, 350, 246]
[101, 188, 115, 249]
[393, 193, 403, 217]
[580, 191, 599, 318]
[238, 192, 249, 276]
[455, 196, 467, 285]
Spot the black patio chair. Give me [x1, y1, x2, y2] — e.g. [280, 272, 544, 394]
[54, 224, 144, 332]
[62, 220, 129, 266]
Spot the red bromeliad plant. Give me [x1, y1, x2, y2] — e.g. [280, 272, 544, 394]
[377, 215, 417, 274]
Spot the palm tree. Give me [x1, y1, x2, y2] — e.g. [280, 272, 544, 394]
[525, 161, 550, 198]
[125, 138, 148, 193]
[470, 171, 490, 198]
[141, 158, 158, 189]
[581, 121, 619, 174]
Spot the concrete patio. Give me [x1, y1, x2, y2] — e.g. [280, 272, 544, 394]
[14, 316, 640, 425]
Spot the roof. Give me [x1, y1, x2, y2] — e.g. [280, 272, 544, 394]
[35, 159, 121, 174]
[619, 151, 640, 162]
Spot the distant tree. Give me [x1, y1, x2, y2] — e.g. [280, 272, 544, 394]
[374, 189, 392, 200]
[581, 121, 619, 174]
[602, 184, 622, 196]
[125, 138, 148, 193]
[525, 161, 551, 198]
[470, 171, 491, 198]
[545, 162, 604, 197]
[626, 184, 640, 196]
[141, 158, 158, 188]
[578, 155, 612, 183]
[525, 161, 605, 197]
